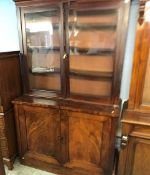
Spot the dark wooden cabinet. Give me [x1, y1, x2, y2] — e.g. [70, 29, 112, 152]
[13, 97, 119, 175]
[0, 148, 5, 175]
[0, 51, 22, 170]
[13, 0, 130, 174]
[118, 1, 150, 174]
[0, 110, 17, 169]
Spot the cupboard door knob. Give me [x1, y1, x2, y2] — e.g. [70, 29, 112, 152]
[57, 136, 64, 144]
[63, 53, 68, 60]
[121, 135, 128, 149]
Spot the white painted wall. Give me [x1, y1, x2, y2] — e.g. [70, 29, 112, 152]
[120, 0, 139, 101]
[0, 0, 19, 52]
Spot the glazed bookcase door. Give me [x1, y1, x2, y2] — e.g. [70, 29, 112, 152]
[66, 0, 128, 101]
[21, 6, 62, 93]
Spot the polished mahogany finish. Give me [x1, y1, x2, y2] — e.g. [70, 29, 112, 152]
[118, 123, 150, 175]
[0, 51, 22, 169]
[118, 1, 150, 174]
[14, 0, 130, 105]
[13, 0, 130, 174]
[13, 96, 118, 175]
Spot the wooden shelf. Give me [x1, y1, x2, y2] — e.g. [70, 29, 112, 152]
[27, 90, 60, 99]
[25, 10, 59, 18]
[29, 67, 60, 75]
[27, 46, 60, 53]
[26, 23, 59, 32]
[70, 69, 113, 80]
[69, 92, 111, 99]
[70, 47, 114, 56]
[69, 23, 116, 31]
[70, 8, 117, 16]
[27, 46, 114, 56]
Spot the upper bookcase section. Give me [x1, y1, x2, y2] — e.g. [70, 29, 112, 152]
[14, 0, 130, 105]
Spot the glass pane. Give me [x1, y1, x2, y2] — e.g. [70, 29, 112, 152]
[69, 7, 117, 97]
[70, 55, 113, 72]
[142, 50, 150, 104]
[29, 74, 60, 91]
[70, 76, 112, 97]
[25, 9, 61, 91]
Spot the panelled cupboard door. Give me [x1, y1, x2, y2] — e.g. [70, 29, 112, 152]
[120, 137, 150, 175]
[15, 104, 61, 165]
[61, 110, 117, 175]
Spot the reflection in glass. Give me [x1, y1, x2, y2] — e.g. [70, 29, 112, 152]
[25, 10, 61, 91]
[68, 8, 117, 97]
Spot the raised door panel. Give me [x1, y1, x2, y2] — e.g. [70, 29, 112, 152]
[124, 137, 150, 175]
[17, 104, 61, 165]
[61, 110, 116, 175]
[142, 43, 150, 105]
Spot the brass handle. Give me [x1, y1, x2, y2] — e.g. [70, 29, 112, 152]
[63, 53, 68, 60]
[121, 135, 128, 149]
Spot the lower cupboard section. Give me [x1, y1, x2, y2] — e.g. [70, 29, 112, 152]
[14, 103, 118, 175]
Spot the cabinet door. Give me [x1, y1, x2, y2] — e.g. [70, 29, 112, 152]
[16, 105, 61, 165]
[21, 6, 62, 93]
[66, 0, 129, 101]
[120, 137, 150, 175]
[61, 110, 117, 175]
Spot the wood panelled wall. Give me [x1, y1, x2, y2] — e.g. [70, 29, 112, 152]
[0, 51, 22, 169]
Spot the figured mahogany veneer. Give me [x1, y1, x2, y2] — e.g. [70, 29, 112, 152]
[13, 96, 119, 175]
